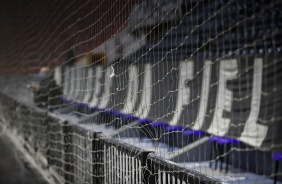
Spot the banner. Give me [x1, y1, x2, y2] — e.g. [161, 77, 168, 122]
[86, 56, 282, 150]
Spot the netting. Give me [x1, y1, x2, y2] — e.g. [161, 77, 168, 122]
[0, 0, 282, 183]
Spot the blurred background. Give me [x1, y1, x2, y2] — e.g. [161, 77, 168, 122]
[0, 0, 282, 183]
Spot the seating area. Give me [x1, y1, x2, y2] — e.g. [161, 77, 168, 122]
[39, 1, 282, 182]
[44, 66, 276, 181]
[0, 0, 281, 183]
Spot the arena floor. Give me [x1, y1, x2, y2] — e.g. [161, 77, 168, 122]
[0, 127, 47, 184]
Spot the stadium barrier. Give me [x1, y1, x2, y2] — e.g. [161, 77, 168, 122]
[146, 153, 220, 184]
[0, 92, 221, 184]
[1, 0, 282, 183]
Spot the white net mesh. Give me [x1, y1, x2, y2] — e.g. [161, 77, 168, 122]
[0, 0, 282, 183]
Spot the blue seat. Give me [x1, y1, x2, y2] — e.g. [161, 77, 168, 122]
[61, 97, 73, 104]
[100, 109, 116, 126]
[183, 130, 206, 144]
[272, 152, 282, 184]
[120, 114, 139, 122]
[111, 113, 139, 129]
[272, 153, 282, 160]
[138, 120, 169, 141]
[209, 136, 240, 173]
[165, 125, 185, 149]
[68, 101, 99, 115]
[148, 122, 169, 140]
[166, 125, 184, 132]
[138, 119, 153, 139]
[54, 97, 75, 113]
[79, 107, 106, 124]
[138, 118, 153, 125]
[72, 102, 89, 116]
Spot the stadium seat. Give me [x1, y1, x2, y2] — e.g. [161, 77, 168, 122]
[272, 152, 282, 184]
[150, 122, 169, 140]
[143, 121, 169, 141]
[74, 102, 88, 116]
[165, 125, 185, 151]
[209, 136, 240, 173]
[183, 129, 206, 144]
[61, 96, 72, 104]
[137, 118, 153, 139]
[100, 110, 139, 128]
[99, 109, 116, 126]
[111, 113, 139, 129]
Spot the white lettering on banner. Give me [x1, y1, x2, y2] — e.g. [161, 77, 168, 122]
[54, 66, 62, 86]
[192, 61, 212, 130]
[239, 58, 267, 147]
[89, 66, 102, 107]
[121, 65, 138, 114]
[135, 64, 152, 118]
[170, 60, 193, 125]
[99, 67, 113, 108]
[63, 66, 70, 96]
[82, 68, 94, 103]
[69, 68, 76, 99]
[74, 68, 82, 100]
[76, 68, 84, 101]
[207, 59, 238, 136]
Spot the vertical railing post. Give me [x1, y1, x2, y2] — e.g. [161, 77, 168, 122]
[142, 152, 151, 184]
[62, 121, 74, 183]
[86, 130, 93, 184]
[146, 155, 158, 184]
[92, 133, 104, 184]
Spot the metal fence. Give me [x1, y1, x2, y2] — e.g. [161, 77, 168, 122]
[0, 93, 221, 184]
[147, 154, 220, 184]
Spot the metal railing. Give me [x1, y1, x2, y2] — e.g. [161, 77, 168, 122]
[0, 93, 221, 184]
